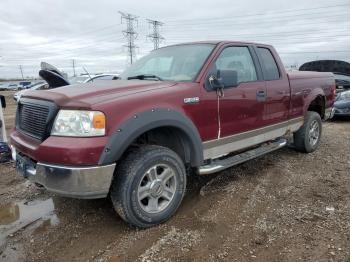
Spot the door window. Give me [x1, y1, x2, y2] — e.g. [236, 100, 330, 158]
[215, 46, 257, 85]
[257, 48, 280, 80]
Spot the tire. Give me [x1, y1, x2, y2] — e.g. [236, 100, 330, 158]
[110, 145, 187, 228]
[293, 111, 322, 153]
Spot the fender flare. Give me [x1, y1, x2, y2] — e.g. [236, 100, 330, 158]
[98, 108, 203, 167]
[303, 87, 326, 117]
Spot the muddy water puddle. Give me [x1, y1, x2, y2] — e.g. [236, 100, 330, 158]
[0, 198, 58, 240]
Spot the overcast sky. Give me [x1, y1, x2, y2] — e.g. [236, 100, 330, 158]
[0, 0, 349, 79]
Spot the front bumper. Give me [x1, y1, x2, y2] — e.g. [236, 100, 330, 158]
[332, 107, 350, 117]
[13, 148, 116, 199]
[31, 163, 116, 199]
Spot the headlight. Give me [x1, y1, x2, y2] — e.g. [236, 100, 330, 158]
[51, 110, 106, 137]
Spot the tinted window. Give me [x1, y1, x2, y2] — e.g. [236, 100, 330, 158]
[258, 48, 280, 80]
[215, 46, 257, 84]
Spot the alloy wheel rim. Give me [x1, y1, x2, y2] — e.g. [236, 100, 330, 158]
[137, 164, 177, 214]
[308, 120, 320, 146]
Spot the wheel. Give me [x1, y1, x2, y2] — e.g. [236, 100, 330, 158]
[110, 145, 186, 228]
[293, 111, 322, 153]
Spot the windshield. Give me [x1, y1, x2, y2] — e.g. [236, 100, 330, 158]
[335, 74, 350, 82]
[337, 90, 350, 101]
[28, 82, 44, 88]
[119, 44, 215, 82]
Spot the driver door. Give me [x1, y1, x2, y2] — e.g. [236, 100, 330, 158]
[215, 45, 266, 137]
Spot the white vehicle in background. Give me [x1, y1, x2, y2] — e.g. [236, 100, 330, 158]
[69, 73, 119, 84]
[7, 83, 19, 90]
[13, 82, 49, 102]
[12, 62, 120, 102]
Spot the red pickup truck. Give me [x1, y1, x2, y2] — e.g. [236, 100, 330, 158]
[11, 41, 335, 228]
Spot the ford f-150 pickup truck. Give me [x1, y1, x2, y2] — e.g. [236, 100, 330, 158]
[10, 41, 335, 228]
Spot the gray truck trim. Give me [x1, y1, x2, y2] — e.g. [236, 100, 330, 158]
[98, 108, 204, 167]
[203, 117, 304, 159]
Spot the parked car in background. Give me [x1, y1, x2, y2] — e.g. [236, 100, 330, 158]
[13, 82, 49, 102]
[18, 81, 32, 89]
[299, 60, 350, 92]
[332, 90, 350, 117]
[334, 73, 350, 92]
[7, 83, 19, 90]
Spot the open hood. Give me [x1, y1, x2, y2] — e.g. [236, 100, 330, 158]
[39, 62, 70, 88]
[299, 60, 350, 76]
[39, 69, 70, 88]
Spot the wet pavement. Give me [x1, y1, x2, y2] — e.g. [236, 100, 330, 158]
[0, 199, 58, 238]
[0, 198, 59, 259]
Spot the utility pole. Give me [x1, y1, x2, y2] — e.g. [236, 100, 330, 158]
[147, 19, 164, 50]
[119, 11, 138, 65]
[72, 59, 76, 77]
[19, 65, 24, 80]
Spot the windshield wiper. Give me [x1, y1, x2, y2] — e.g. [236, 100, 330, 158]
[127, 74, 163, 81]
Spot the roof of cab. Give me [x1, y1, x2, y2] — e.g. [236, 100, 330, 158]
[161, 40, 272, 48]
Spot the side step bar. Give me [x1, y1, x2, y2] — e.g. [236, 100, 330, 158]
[198, 138, 287, 175]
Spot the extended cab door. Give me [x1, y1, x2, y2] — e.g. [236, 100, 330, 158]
[255, 46, 291, 125]
[212, 45, 266, 137]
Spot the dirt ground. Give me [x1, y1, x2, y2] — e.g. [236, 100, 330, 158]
[0, 90, 350, 262]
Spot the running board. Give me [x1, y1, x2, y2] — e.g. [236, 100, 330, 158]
[198, 138, 287, 175]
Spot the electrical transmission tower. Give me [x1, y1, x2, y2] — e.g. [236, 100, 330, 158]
[119, 11, 138, 64]
[147, 19, 164, 50]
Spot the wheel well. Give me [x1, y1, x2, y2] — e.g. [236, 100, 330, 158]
[308, 95, 325, 119]
[131, 126, 192, 165]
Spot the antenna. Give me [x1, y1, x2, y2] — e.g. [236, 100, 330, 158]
[119, 11, 139, 64]
[147, 19, 164, 50]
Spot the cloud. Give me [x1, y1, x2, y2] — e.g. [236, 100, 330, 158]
[0, 0, 349, 78]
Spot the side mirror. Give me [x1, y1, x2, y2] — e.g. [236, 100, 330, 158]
[218, 69, 238, 88]
[0, 95, 6, 108]
[207, 69, 238, 90]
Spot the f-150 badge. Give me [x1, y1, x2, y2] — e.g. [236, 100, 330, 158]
[184, 97, 200, 104]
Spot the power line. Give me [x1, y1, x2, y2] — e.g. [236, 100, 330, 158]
[279, 50, 350, 54]
[119, 11, 139, 64]
[165, 11, 350, 27]
[147, 19, 164, 50]
[165, 2, 350, 23]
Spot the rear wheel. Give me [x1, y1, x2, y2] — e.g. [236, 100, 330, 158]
[293, 111, 322, 153]
[110, 145, 186, 228]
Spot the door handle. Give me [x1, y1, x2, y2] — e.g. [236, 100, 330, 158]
[256, 90, 266, 101]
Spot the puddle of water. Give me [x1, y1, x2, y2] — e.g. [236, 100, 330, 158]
[0, 198, 59, 239]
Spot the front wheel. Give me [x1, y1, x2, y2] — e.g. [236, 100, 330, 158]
[293, 111, 322, 153]
[110, 145, 186, 228]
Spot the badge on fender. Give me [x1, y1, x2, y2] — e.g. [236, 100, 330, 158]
[184, 97, 200, 104]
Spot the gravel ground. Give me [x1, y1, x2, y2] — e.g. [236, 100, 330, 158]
[0, 91, 349, 261]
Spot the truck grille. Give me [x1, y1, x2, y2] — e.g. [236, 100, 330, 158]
[17, 99, 57, 141]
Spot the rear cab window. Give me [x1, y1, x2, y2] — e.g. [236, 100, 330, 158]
[257, 47, 280, 81]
